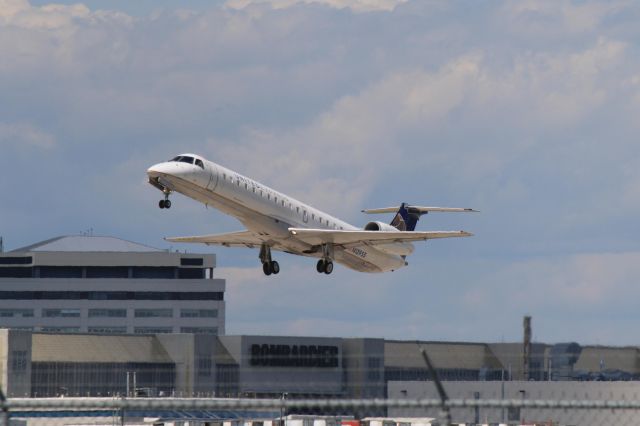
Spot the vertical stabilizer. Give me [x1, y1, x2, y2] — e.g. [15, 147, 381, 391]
[390, 203, 420, 231]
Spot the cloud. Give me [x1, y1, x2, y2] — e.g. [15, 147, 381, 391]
[3, 0, 640, 345]
[225, 0, 408, 13]
[0, 122, 55, 149]
[500, 0, 627, 36]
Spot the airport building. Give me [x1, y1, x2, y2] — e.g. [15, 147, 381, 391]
[0, 235, 224, 335]
[2, 234, 640, 425]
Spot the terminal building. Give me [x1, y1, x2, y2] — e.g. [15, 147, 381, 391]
[0, 235, 224, 335]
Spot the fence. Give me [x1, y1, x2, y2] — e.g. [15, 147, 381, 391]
[1, 396, 640, 426]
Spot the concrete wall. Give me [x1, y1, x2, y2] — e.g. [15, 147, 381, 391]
[0, 329, 32, 397]
[220, 335, 343, 395]
[389, 380, 640, 425]
[343, 338, 385, 399]
[0, 278, 225, 334]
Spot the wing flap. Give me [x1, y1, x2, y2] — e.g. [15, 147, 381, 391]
[165, 230, 266, 248]
[289, 228, 473, 246]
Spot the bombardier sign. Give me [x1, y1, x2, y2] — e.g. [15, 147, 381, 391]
[250, 344, 339, 368]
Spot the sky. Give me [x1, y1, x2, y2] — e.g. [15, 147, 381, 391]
[2, 0, 640, 345]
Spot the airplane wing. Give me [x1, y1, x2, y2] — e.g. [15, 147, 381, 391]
[289, 228, 473, 247]
[165, 230, 267, 248]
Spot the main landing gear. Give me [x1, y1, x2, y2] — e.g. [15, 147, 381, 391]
[259, 244, 279, 276]
[316, 243, 334, 275]
[158, 190, 172, 209]
[316, 259, 333, 274]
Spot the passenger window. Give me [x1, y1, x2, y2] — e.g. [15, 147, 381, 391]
[303, 210, 308, 223]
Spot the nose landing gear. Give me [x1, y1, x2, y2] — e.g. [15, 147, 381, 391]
[159, 190, 172, 209]
[259, 244, 280, 276]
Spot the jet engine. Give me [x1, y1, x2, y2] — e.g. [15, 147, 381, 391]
[363, 221, 415, 256]
[364, 221, 399, 232]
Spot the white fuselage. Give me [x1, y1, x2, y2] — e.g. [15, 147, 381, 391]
[147, 155, 408, 273]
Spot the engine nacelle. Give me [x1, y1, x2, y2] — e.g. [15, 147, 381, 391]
[363, 221, 415, 256]
[364, 221, 399, 232]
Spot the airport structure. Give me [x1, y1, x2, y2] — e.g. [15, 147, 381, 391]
[1, 235, 640, 425]
[0, 235, 224, 335]
[1, 327, 639, 399]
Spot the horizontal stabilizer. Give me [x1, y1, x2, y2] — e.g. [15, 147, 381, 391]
[165, 230, 266, 248]
[289, 228, 472, 247]
[362, 206, 478, 214]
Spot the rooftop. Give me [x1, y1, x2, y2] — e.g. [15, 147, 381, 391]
[10, 235, 164, 253]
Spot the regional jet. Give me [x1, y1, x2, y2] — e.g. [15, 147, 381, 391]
[147, 154, 476, 276]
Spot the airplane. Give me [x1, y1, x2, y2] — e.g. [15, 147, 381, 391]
[147, 153, 476, 276]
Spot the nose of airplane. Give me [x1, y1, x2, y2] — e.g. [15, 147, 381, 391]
[147, 162, 171, 178]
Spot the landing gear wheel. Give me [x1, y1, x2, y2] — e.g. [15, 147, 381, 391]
[164, 199, 171, 209]
[263, 262, 272, 276]
[159, 200, 166, 209]
[324, 261, 333, 275]
[317, 259, 325, 273]
[271, 261, 280, 275]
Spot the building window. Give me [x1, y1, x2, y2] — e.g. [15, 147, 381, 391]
[0, 309, 34, 317]
[180, 327, 218, 334]
[0, 257, 32, 265]
[11, 350, 28, 372]
[180, 258, 203, 266]
[0, 291, 223, 301]
[40, 326, 80, 333]
[43, 309, 80, 318]
[134, 327, 172, 334]
[180, 309, 217, 318]
[132, 267, 175, 279]
[40, 266, 83, 278]
[85, 267, 129, 278]
[88, 326, 127, 334]
[0, 267, 33, 278]
[197, 357, 213, 376]
[134, 309, 173, 318]
[178, 268, 204, 279]
[88, 309, 126, 318]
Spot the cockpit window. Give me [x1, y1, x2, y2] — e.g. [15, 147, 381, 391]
[170, 156, 195, 165]
[195, 159, 204, 169]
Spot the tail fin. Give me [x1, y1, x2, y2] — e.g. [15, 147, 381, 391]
[390, 203, 419, 231]
[362, 203, 478, 232]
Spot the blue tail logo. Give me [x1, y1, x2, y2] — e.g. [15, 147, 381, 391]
[390, 203, 420, 231]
